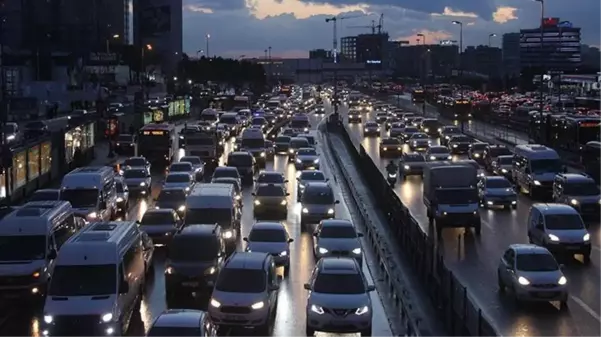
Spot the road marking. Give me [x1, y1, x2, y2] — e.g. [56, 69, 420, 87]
[571, 295, 601, 322]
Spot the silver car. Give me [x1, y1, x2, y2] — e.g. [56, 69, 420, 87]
[244, 222, 293, 274]
[313, 219, 363, 265]
[179, 156, 205, 181]
[163, 172, 195, 192]
[122, 156, 150, 174]
[497, 244, 568, 309]
[408, 133, 431, 151]
[363, 122, 380, 137]
[478, 176, 517, 209]
[123, 167, 152, 196]
[295, 148, 320, 170]
[426, 146, 452, 161]
[492, 155, 513, 179]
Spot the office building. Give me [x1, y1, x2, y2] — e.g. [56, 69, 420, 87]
[340, 36, 358, 62]
[340, 33, 389, 68]
[520, 18, 581, 72]
[581, 45, 601, 70]
[133, 0, 183, 75]
[393, 44, 458, 78]
[502, 32, 521, 77]
[309, 49, 334, 62]
[462, 45, 502, 78]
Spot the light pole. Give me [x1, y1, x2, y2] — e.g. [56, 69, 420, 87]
[106, 34, 120, 53]
[452, 20, 464, 131]
[206, 34, 211, 58]
[268, 46, 272, 84]
[488, 33, 497, 88]
[141, 44, 152, 98]
[534, 0, 545, 143]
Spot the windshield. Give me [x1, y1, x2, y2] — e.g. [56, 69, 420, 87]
[497, 156, 513, 165]
[117, 135, 132, 142]
[48, 265, 116, 296]
[256, 185, 286, 196]
[0, 236, 46, 261]
[219, 115, 237, 124]
[544, 214, 584, 230]
[252, 118, 266, 125]
[215, 268, 266, 293]
[148, 327, 199, 336]
[297, 149, 317, 156]
[300, 172, 326, 181]
[169, 237, 220, 261]
[422, 120, 438, 127]
[61, 189, 98, 208]
[365, 123, 377, 127]
[411, 134, 428, 140]
[124, 158, 146, 167]
[564, 182, 600, 196]
[443, 127, 460, 134]
[381, 139, 400, 145]
[186, 137, 215, 145]
[516, 254, 558, 272]
[157, 190, 187, 203]
[320, 226, 356, 238]
[258, 174, 284, 184]
[436, 189, 478, 204]
[275, 136, 290, 143]
[124, 170, 148, 179]
[430, 147, 450, 154]
[170, 164, 192, 172]
[181, 157, 202, 165]
[214, 168, 239, 179]
[201, 114, 218, 121]
[185, 208, 232, 227]
[249, 228, 287, 242]
[404, 155, 425, 162]
[450, 136, 471, 143]
[404, 127, 418, 133]
[303, 189, 334, 204]
[242, 139, 265, 148]
[471, 143, 488, 151]
[228, 155, 252, 166]
[165, 174, 190, 183]
[290, 120, 310, 128]
[313, 273, 365, 294]
[530, 159, 561, 174]
[488, 147, 512, 157]
[290, 140, 309, 148]
[30, 191, 59, 201]
[142, 212, 175, 225]
[486, 179, 512, 188]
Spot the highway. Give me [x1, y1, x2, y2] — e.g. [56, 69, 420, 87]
[0, 114, 393, 336]
[341, 101, 601, 337]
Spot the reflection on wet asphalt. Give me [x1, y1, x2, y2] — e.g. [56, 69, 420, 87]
[0, 113, 392, 337]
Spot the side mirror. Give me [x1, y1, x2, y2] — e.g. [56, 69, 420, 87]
[367, 285, 376, 292]
[325, 178, 330, 182]
[335, 200, 340, 204]
[119, 280, 129, 294]
[357, 232, 364, 237]
[303, 283, 311, 290]
[288, 238, 294, 243]
[47, 250, 57, 260]
[251, 193, 256, 196]
[286, 193, 290, 196]
[243, 237, 248, 242]
[284, 180, 289, 183]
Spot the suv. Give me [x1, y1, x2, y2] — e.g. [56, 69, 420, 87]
[552, 173, 600, 216]
[300, 182, 339, 231]
[208, 252, 280, 334]
[165, 224, 226, 300]
[304, 257, 375, 336]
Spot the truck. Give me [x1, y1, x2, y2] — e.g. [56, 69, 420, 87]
[423, 163, 481, 235]
[183, 130, 220, 167]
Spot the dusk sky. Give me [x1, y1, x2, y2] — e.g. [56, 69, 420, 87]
[182, 0, 600, 58]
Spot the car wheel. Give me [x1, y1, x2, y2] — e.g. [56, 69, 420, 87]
[361, 326, 372, 337]
[305, 324, 315, 336]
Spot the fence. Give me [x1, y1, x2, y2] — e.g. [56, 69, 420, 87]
[326, 118, 498, 336]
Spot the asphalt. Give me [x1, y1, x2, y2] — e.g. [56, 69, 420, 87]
[0, 115, 393, 336]
[341, 101, 601, 336]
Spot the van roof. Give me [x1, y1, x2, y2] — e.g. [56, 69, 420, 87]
[225, 252, 270, 270]
[0, 201, 73, 235]
[61, 166, 114, 189]
[57, 221, 139, 265]
[532, 203, 580, 215]
[241, 129, 264, 138]
[189, 183, 234, 197]
[514, 144, 559, 160]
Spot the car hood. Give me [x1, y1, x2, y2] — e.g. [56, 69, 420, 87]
[411, 139, 430, 144]
[316, 238, 360, 251]
[140, 224, 175, 235]
[516, 270, 563, 284]
[246, 242, 288, 254]
[124, 178, 149, 185]
[0, 259, 46, 276]
[168, 260, 216, 276]
[309, 292, 370, 310]
[297, 155, 318, 161]
[163, 182, 190, 190]
[44, 295, 116, 316]
[302, 204, 334, 213]
[485, 188, 516, 197]
[211, 290, 266, 307]
[546, 229, 588, 243]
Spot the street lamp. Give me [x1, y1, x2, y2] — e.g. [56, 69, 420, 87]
[141, 44, 152, 98]
[106, 34, 120, 53]
[417, 33, 428, 114]
[452, 20, 463, 94]
[488, 33, 497, 47]
[534, 0, 545, 142]
[206, 34, 211, 58]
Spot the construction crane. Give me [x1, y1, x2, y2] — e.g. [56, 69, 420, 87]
[347, 14, 384, 35]
[325, 13, 368, 63]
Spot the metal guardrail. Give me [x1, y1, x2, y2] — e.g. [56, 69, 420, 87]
[326, 117, 498, 336]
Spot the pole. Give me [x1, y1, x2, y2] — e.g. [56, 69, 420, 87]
[537, 0, 545, 143]
[268, 46, 272, 85]
[206, 34, 210, 58]
[421, 36, 427, 116]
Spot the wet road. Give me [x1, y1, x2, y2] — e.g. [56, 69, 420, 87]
[341, 101, 601, 336]
[0, 115, 392, 336]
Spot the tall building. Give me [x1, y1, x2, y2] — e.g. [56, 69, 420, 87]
[502, 32, 521, 77]
[520, 18, 581, 72]
[393, 44, 458, 78]
[462, 45, 502, 78]
[581, 45, 601, 70]
[340, 36, 357, 62]
[340, 33, 389, 68]
[133, 0, 183, 75]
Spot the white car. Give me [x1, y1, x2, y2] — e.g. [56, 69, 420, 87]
[363, 122, 380, 137]
[163, 172, 195, 192]
[295, 148, 320, 170]
[426, 146, 452, 161]
[408, 133, 431, 151]
[304, 257, 375, 336]
[313, 219, 364, 265]
[244, 222, 293, 274]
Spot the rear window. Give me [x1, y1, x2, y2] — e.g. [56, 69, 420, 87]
[142, 212, 175, 225]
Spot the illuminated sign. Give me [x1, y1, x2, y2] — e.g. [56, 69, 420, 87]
[579, 122, 600, 128]
[366, 60, 381, 64]
[143, 130, 166, 135]
[542, 17, 560, 27]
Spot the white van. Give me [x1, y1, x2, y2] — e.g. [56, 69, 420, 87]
[240, 128, 267, 167]
[512, 144, 562, 198]
[60, 166, 117, 221]
[0, 201, 80, 300]
[41, 221, 152, 336]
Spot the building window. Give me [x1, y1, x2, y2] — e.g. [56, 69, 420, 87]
[41, 142, 51, 174]
[65, 127, 83, 163]
[13, 150, 26, 189]
[0, 170, 6, 199]
[28, 145, 40, 180]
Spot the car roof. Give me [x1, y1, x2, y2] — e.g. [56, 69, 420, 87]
[259, 171, 284, 176]
[178, 224, 219, 236]
[225, 252, 270, 270]
[299, 170, 325, 177]
[484, 176, 509, 182]
[298, 147, 316, 152]
[167, 172, 190, 177]
[230, 151, 252, 156]
[532, 203, 580, 215]
[319, 257, 360, 274]
[171, 162, 192, 166]
[152, 309, 205, 328]
[321, 219, 353, 227]
[251, 222, 286, 231]
[215, 166, 238, 171]
[510, 244, 552, 255]
[558, 173, 594, 183]
[304, 181, 331, 190]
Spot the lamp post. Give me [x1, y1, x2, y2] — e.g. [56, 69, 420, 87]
[106, 34, 120, 53]
[417, 33, 428, 115]
[452, 20, 464, 131]
[141, 44, 152, 98]
[268, 46, 272, 85]
[534, 0, 545, 143]
[488, 33, 497, 88]
[206, 34, 211, 58]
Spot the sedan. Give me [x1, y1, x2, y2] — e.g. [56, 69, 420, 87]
[252, 183, 289, 219]
[255, 171, 287, 190]
[274, 135, 291, 155]
[379, 138, 403, 157]
[244, 222, 293, 274]
[163, 172, 195, 192]
[492, 155, 513, 180]
[389, 123, 405, 138]
[147, 309, 217, 336]
[212, 166, 242, 188]
[139, 209, 183, 246]
[448, 135, 473, 154]
[348, 110, 362, 123]
[400, 153, 427, 179]
[408, 133, 431, 151]
[295, 147, 320, 170]
[426, 146, 452, 161]
[313, 219, 364, 265]
[468, 142, 489, 163]
[179, 156, 205, 181]
[123, 167, 152, 196]
[363, 122, 380, 137]
[375, 112, 388, 124]
[478, 176, 517, 209]
[400, 126, 419, 143]
[122, 156, 151, 174]
[296, 170, 328, 202]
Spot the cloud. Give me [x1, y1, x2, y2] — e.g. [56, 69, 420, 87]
[492, 6, 518, 24]
[393, 29, 453, 45]
[183, 0, 246, 11]
[245, 0, 368, 19]
[186, 5, 214, 14]
[431, 7, 478, 18]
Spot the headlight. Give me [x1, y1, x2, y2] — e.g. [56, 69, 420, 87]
[355, 306, 369, 315]
[313, 158, 319, 164]
[44, 315, 53, 324]
[251, 301, 265, 310]
[430, 156, 436, 160]
[178, 205, 186, 212]
[447, 156, 452, 160]
[235, 194, 241, 200]
[210, 298, 221, 308]
[280, 199, 287, 205]
[548, 234, 560, 242]
[140, 182, 146, 186]
[327, 208, 335, 215]
[501, 169, 507, 173]
[88, 212, 98, 219]
[558, 276, 567, 285]
[260, 152, 266, 157]
[205, 267, 216, 275]
[311, 304, 325, 315]
[518, 276, 530, 285]
[437, 128, 442, 132]
[397, 147, 401, 150]
[102, 313, 113, 322]
[222, 230, 233, 239]
[289, 149, 294, 153]
[533, 180, 541, 186]
[318, 247, 328, 254]
[254, 200, 261, 206]
[302, 207, 309, 213]
[383, 147, 388, 150]
[474, 153, 480, 158]
[352, 248, 361, 255]
[179, 136, 184, 139]
[185, 187, 190, 192]
[377, 128, 381, 132]
[570, 199, 578, 205]
[452, 144, 458, 148]
[296, 158, 302, 163]
[404, 165, 410, 170]
[116, 197, 124, 203]
[424, 128, 429, 132]
[279, 251, 287, 256]
[583, 233, 590, 241]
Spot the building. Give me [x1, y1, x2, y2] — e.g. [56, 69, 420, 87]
[133, 0, 183, 75]
[520, 18, 581, 72]
[340, 36, 358, 62]
[581, 45, 601, 70]
[462, 45, 502, 78]
[502, 32, 521, 77]
[393, 43, 458, 78]
[309, 49, 334, 62]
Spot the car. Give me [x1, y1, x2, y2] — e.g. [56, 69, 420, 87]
[212, 177, 243, 206]
[420, 118, 440, 136]
[197, 120, 215, 132]
[411, 117, 424, 127]
[212, 166, 242, 188]
[288, 137, 310, 162]
[491, 155, 513, 179]
[208, 252, 280, 334]
[296, 170, 328, 201]
[314, 104, 326, 115]
[400, 153, 427, 179]
[252, 184, 289, 219]
[439, 126, 461, 146]
[448, 135, 473, 154]
[295, 147, 320, 170]
[226, 151, 256, 182]
[255, 171, 287, 190]
[388, 122, 405, 138]
[426, 146, 452, 161]
[385, 117, 402, 131]
[378, 137, 402, 157]
[122, 167, 152, 196]
[468, 142, 489, 163]
[164, 172, 195, 192]
[155, 187, 188, 217]
[363, 122, 380, 137]
[274, 135, 291, 155]
[400, 113, 415, 122]
[300, 182, 339, 230]
[168, 162, 196, 180]
[304, 257, 375, 336]
[478, 176, 517, 209]
[497, 244, 568, 309]
[122, 156, 151, 174]
[374, 111, 388, 124]
[483, 144, 513, 172]
[139, 209, 183, 246]
[400, 126, 419, 143]
[179, 156, 205, 181]
[552, 173, 601, 216]
[147, 309, 218, 336]
[348, 109, 362, 123]
[115, 134, 136, 155]
[251, 117, 268, 131]
[29, 188, 61, 202]
[526, 203, 591, 262]
[280, 128, 298, 138]
[313, 219, 364, 265]
[408, 133, 431, 151]
[244, 222, 293, 274]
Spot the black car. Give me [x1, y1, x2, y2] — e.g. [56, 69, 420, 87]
[165, 224, 226, 299]
[447, 135, 473, 154]
[155, 187, 188, 218]
[115, 134, 136, 155]
[226, 151, 256, 183]
[468, 142, 489, 163]
[148, 309, 218, 336]
[483, 144, 513, 172]
[420, 118, 440, 136]
[274, 135, 291, 155]
[379, 137, 403, 157]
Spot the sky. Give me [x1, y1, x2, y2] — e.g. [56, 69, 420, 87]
[181, 0, 600, 59]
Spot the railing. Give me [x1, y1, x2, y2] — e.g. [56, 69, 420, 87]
[325, 117, 498, 336]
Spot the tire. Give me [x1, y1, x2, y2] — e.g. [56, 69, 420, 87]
[284, 265, 290, 276]
[361, 326, 372, 337]
[305, 324, 315, 337]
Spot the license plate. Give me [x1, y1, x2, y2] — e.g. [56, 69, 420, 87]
[226, 315, 245, 321]
[535, 292, 554, 298]
[182, 281, 199, 287]
[566, 245, 581, 250]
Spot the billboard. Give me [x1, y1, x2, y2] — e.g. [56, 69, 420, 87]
[140, 5, 171, 37]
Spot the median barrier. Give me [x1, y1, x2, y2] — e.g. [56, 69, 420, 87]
[325, 118, 498, 336]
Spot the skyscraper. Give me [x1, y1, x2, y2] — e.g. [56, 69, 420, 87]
[520, 18, 581, 72]
[502, 32, 521, 77]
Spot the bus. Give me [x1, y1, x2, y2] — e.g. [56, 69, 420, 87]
[411, 89, 425, 103]
[232, 96, 251, 111]
[582, 141, 600, 184]
[554, 115, 600, 151]
[137, 123, 177, 168]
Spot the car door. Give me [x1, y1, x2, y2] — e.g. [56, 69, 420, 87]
[500, 249, 515, 284]
[313, 223, 323, 252]
[530, 210, 544, 243]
